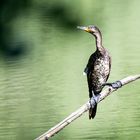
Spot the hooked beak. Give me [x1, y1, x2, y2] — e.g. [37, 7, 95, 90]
[77, 26, 90, 32]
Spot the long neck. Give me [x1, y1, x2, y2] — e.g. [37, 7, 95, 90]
[94, 32, 104, 52]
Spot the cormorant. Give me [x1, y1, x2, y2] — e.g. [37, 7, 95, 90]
[77, 25, 122, 119]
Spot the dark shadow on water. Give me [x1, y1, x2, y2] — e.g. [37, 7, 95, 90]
[0, 0, 31, 22]
[0, 0, 32, 60]
[0, 43, 27, 59]
[0, 0, 80, 61]
[40, 4, 81, 29]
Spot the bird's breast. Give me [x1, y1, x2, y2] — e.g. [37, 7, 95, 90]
[90, 56, 110, 92]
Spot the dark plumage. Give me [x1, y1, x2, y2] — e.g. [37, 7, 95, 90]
[78, 25, 111, 119]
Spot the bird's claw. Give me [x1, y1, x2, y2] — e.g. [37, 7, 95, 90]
[111, 81, 122, 89]
[89, 94, 100, 108]
[103, 81, 122, 89]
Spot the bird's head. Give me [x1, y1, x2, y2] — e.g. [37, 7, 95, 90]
[77, 25, 100, 36]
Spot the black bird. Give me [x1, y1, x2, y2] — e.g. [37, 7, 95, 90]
[78, 25, 112, 119]
[78, 25, 122, 119]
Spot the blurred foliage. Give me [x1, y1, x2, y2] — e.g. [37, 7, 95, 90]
[41, 4, 81, 29]
[0, 0, 32, 58]
[0, 0, 82, 59]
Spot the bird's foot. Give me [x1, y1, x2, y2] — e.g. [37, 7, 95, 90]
[103, 81, 122, 89]
[89, 94, 101, 108]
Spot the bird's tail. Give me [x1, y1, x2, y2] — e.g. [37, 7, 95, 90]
[89, 103, 97, 119]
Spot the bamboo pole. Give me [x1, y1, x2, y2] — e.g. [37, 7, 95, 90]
[35, 74, 140, 140]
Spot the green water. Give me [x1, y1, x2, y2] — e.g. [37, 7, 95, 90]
[0, 0, 140, 140]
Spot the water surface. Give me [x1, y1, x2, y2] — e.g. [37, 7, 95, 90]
[0, 0, 140, 140]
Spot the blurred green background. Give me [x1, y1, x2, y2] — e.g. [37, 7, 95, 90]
[0, 0, 140, 140]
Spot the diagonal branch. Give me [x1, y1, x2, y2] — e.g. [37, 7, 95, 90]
[35, 74, 140, 140]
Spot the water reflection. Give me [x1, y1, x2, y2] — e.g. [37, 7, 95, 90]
[0, 0, 140, 140]
[41, 4, 81, 29]
[0, 0, 32, 59]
